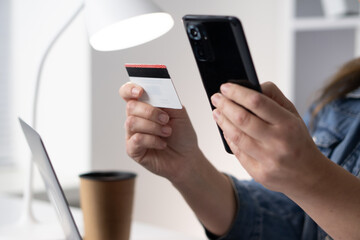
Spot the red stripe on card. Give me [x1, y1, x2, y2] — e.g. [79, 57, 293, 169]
[125, 64, 167, 69]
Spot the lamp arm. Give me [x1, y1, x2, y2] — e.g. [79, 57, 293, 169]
[32, 2, 85, 128]
[21, 1, 85, 224]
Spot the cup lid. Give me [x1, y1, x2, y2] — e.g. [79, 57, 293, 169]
[79, 171, 137, 181]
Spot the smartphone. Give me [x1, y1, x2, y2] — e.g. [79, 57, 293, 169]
[183, 15, 262, 154]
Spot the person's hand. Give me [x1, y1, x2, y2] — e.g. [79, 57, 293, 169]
[119, 82, 203, 182]
[210, 82, 327, 196]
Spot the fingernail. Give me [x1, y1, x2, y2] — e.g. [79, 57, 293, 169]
[211, 94, 221, 106]
[161, 126, 172, 135]
[131, 87, 140, 97]
[158, 113, 169, 124]
[213, 109, 220, 121]
[221, 83, 230, 94]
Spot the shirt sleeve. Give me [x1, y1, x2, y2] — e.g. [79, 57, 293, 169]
[204, 175, 305, 240]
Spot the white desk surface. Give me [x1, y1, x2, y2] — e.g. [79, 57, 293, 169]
[0, 194, 201, 240]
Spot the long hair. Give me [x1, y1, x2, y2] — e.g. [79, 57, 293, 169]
[312, 58, 360, 120]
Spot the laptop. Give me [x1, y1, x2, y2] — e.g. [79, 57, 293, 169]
[19, 118, 82, 240]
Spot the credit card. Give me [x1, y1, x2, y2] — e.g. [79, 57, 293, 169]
[125, 64, 182, 109]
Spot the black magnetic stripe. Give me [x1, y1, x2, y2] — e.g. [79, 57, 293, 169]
[126, 67, 170, 78]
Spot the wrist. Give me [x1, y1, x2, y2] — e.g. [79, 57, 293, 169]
[285, 151, 334, 201]
[170, 152, 237, 236]
[283, 152, 360, 240]
[168, 148, 210, 187]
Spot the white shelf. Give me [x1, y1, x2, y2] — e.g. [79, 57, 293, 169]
[279, 0, 360, 114]
[293, 16, 360, 31]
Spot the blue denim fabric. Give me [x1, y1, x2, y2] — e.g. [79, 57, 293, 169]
[205, 89, 360, 240]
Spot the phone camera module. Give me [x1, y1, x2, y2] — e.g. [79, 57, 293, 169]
[188, 25, 202, 40]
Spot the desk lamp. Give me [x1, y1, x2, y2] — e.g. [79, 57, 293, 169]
[1, 0, 173, 238]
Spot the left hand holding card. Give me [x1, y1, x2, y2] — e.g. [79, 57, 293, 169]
[125, 64, 182, 109]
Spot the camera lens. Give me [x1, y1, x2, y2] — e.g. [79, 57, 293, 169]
[191, 28, 198, 37]
[188, 25, 201, 40]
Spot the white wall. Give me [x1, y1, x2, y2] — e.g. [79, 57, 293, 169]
[0, 0, 14, 165]
[91, 0, 281, 238]
[11, 0, 90, 189]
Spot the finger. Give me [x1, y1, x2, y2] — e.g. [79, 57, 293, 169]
[126, 133, 167, 159]
[225, 136, 260, 179]
[261, 82, 300, 117]
[211, 93, 270, 141]
[125, 116, 172, 139]
[213, 109, 264, 161]
[220, 83, 292, 125]
[119, 82, 144, 101]
[160, 106, 187, 119]
[126, 100, 170, 125]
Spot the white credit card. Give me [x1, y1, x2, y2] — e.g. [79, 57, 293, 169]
[125, 64, 182, 109]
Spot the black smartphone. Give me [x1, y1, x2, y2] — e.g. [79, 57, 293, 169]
[183, 15, 262, 154]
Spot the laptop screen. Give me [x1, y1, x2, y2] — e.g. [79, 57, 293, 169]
[19, 118, 82, 240]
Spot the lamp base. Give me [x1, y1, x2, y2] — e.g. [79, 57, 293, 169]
[0, 194, 67, 240]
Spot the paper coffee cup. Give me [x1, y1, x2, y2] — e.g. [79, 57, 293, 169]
[79, 171, 136, 240]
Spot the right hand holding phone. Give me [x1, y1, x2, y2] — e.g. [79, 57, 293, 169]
[119, 82, 202, 182]
[210, 82, 327, 196]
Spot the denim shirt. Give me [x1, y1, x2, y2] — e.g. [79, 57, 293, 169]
[206, 88, 360, 240]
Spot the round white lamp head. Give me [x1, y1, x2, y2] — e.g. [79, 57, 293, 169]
[85, 0, 174, 51]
